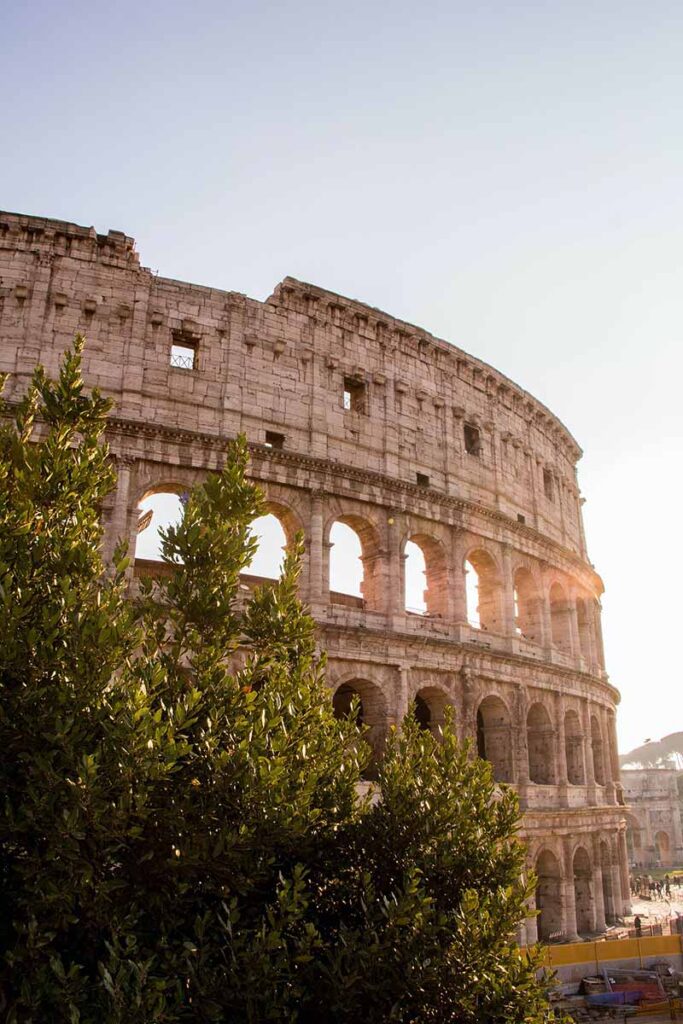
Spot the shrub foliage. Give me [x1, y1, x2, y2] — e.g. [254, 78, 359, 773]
[0, 340, 555, 1022]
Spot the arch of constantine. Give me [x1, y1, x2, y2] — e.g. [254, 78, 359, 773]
[0, 211, 631, 942]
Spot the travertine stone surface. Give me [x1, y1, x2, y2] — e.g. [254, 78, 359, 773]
[0, 210, 631, 941]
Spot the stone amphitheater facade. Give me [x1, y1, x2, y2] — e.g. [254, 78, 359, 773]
[0, 210, 632, 943]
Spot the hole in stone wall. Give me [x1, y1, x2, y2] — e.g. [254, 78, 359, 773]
[476, 695, 512, 782]
[526, 702, 556, 784]
[465, 551, 501, 632]
[464, 422, 481, 455]
[404, 540, 427, 615]
[536, 850, 562, 942]
[264, 430, 285, 450]
[343, 377, 366, 413]
[244, 513, 287, 580]
[416, 472, 430, 487]
[329, 521, 364, 598]
[170, 340, 197, 370]
[135, 490, 186, 562]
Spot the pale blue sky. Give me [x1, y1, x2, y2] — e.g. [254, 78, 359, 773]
[3, 0, 682, 752]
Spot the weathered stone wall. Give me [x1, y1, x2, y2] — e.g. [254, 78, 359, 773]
[622, 769, 683, 868]
[0, 210, 631, 942]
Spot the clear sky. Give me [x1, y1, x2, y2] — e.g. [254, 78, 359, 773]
[2, 0, 681, 753]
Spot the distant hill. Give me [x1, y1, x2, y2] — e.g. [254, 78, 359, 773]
[620, 731, 683, 770]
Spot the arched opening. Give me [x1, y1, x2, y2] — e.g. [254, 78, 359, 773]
[655, 830, 672, 866]
[329, 521, 363, 602]
[576, 598, 592, 661]
[135, 488, 186, 563]
[591, 716, 605, 786]
[573, 847, 594, 935]
[332, 683, 363, 727]
[526, 703, 556, 785]
[536, 849, 563, 942]
[244, 513, 287, 580]
[328, 516, 383, 610]
[600, 841, 615, 924]
[404, 541, 427, 615]
[564, 709, 584, 785]
[549, 582, 572, 653]
[513, 568, 542, 642]
[413, 686, 450, 737]
[476, 695, 512, 783]
[404, 534, 449, 617]
[465, 550, 502, 632]
[331, 678, 387, 775]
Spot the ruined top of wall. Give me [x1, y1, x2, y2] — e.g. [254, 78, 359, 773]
[0, 210, 590, 560]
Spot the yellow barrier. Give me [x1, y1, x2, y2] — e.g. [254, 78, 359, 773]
[521, 934, 683, 969]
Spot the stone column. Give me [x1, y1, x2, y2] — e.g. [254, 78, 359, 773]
[515, 686, 530, 807]
[308, 491, 325, 605]
[593, 601, 606, 670]
[386, 526, 404, 620]
[610, 837, 624, 921]
[104, 455, 136, 569]
[540, 585, 553, 652]
[460, 666, 479, 746]
[501, 544, 517, 637]
[562, 837, 580, 942]
[591, 835, 607, 933]
[582, 700, 597, 805]
[618, 831, 632, 914]
[567, 598, 580, 661]
[452, 532, 468, 626]
[600, 707, 616, 804]
[555, 693, 568, 806]
[392, 664, 411, 728]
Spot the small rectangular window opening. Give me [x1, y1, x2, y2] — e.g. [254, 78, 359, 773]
[464, 423, 481, 455]
[265, 430, 285, 450]
[416, 472, 430, 487]
[343, 376, 365, 413]
[517, 513, 526, 524]
[170, 341, 197, 370]
[543, 469, 554, 501]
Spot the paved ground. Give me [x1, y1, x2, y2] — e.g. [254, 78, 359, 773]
[628, 887, 683, 930]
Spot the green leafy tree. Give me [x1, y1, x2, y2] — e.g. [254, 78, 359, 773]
[0, 340, 556, 1022]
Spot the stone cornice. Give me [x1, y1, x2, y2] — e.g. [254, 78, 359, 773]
[318, 619, 620, 706]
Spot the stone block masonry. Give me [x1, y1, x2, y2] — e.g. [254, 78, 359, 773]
[0, 210, 631, 943]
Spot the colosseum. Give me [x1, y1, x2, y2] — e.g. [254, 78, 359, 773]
[0, 210, 631, 944]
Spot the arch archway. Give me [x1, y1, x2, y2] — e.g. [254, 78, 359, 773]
[331, 677, 388, 774]
[244, 513, 288, 580]
[413, 686, 451, 737]
[135, 486, 187, 563]
[564, 709, 584, 785]
[328, 515, 383, 610]
[476, 695, 512, 782]
[465, 550, 502, 632]
[573, 847, 594, 935]
[536, 849, 563, 941]
[404, 534, 449, 617]
[526, 703, 556, 784]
